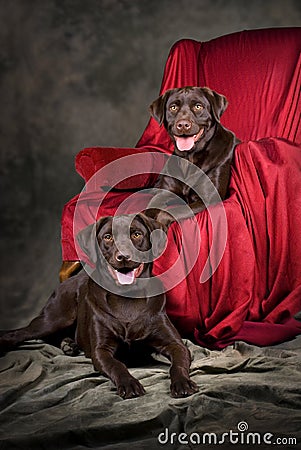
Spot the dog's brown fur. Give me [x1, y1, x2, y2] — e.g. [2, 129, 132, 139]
[147, 86, 238, 225]
[0, 214, 198, 399]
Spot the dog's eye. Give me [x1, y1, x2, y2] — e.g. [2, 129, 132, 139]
[169, 104, 178, 112]
[103, 233, 113, 241]
[194, 103, 203, 111]
[131, 231, 142, 239]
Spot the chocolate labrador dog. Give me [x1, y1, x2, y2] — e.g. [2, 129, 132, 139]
[146, 86, 239, 225]
[0, 213, 198, 399]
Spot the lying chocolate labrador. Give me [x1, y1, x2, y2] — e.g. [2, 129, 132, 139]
[0, 213, 198, 399]
[146, 86, 239, 225]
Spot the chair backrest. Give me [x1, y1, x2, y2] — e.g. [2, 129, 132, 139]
[137, 27, 301, 148]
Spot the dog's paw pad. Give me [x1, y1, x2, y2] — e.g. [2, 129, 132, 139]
[60, 338, 80, 356]
[117, 377, 146, 399]
[170, 378, 199, 398]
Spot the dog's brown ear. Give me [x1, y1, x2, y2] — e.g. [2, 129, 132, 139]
[76, 217, 109, 264]
[136, 213, 167, 258]
[149, 90, 171, 125]
[201, 87, 228, 122]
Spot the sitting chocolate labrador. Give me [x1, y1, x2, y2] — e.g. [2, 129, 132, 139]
[0, 213, 198, 399]
[146, 86, 239, 226]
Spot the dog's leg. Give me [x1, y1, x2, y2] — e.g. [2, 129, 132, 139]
[90, 337, 145, 399]
[163, 341, 199, 398]
[155, 200, 205, 226]
[167, 162, 232, 222]
[146, 161, 232, 226]
[146, 187, 191, 227]
[0, 283, 77, 352]
[149, 321, 199, 398]
[145, 189, 176, 221]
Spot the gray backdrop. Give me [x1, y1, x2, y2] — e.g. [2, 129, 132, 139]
[1, 0, 301, 329]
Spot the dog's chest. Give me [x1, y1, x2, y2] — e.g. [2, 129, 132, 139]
[105, 295, 152, 342]
[161, 153, 210, 202]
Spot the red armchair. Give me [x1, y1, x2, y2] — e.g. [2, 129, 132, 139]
[61, 27, 301, 348]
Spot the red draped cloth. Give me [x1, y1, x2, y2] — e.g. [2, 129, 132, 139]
[61, 28, 301, 348]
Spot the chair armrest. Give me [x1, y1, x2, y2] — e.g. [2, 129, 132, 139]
[75, 145, 171, 190]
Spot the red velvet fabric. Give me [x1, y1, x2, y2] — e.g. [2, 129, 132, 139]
[61, 28, 301, 348]
[154, 138, 301, 348]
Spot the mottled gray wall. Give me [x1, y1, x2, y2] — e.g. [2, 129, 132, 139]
[1, 0, 300, 328]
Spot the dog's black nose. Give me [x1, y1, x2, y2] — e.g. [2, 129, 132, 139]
[176, 119, 192, 133]
[115, 252, 131, 262]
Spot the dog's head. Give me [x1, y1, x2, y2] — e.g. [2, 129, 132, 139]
[149, 86, 228, 154]
[77, 213, 166, 286]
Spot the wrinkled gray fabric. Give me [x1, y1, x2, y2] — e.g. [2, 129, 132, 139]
[0, 338, 300, 450]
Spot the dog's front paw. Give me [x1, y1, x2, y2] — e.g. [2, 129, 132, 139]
[170, 378, 199, 398]
[116, 375, 146, 399]
[60, 337, 80, 356]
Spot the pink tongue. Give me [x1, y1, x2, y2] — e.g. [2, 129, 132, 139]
[175, 136, 195, 152]
[116, 270, 135, 285]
